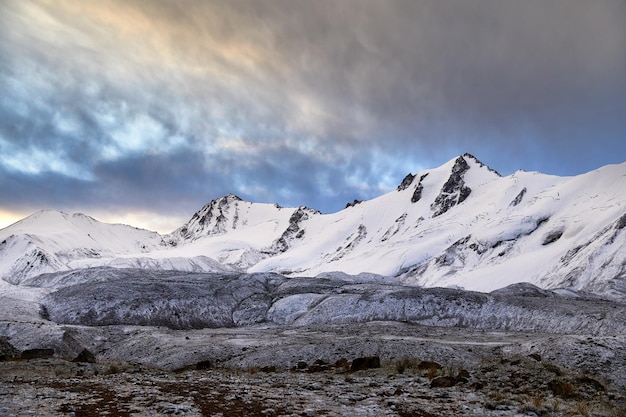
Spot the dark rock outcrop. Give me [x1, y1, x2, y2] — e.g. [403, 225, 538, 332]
[411, 173, 429, 203]
[345, 199, 363, 208]
[350, 356, 381, 372]
[397, 173, 416, 191]
[270, 206, 319, 253]
[510, 187, 527, 207]
[20, 348, 55, 360]
[430, 376, 456, 388]
[543, 230, 564, 245]
[0, 337, 19, 361]
[72, 348, 96, 363]
[431, 156, 472, 217]
[196, 360, 213, 370]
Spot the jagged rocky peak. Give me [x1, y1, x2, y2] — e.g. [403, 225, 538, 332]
[174, 194, 244, 241]
[430, 155, 474, 217]
[217, 193, 243, 205]
[397, 173, 415, 191]
[398, 154, 498, 206]
[461, 153, 501, 177]
[345, 199, 363, 208]
[397, 170, 429, 203]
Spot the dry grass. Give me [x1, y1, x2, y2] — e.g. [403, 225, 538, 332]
[576, 400, 590, 416]
[393, 357, 421, 374]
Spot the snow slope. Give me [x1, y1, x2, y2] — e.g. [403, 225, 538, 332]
[0, 211, 167, 284]
[1, 154, 625, 296]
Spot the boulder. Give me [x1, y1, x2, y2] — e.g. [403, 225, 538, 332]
[195, 360, 213, 370]
[455, 369, 470, 383]
[308, 359, 329, 373]
[350, 356, 381, 372]
[0, 337, 19, 361]
[20, 348, 55, 360]
[431, 376, 456, 388]
[72, 348, 96, 363]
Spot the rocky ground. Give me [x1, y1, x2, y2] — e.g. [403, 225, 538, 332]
[2, 271, 626, 416]
[1, 344, 625, 417]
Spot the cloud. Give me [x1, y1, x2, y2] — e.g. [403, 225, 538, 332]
[0, 0, 625, 231]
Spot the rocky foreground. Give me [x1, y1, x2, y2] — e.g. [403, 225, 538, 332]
[1, 353, 624, 417]
[1, 321, 626, 417]
[2, 270, 626, 416]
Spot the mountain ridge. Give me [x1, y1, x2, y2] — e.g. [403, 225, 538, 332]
[1, 154, 625, 298]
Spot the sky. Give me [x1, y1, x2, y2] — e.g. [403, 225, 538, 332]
[1, 0, 625, 233]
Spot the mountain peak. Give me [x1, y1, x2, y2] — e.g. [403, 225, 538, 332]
[171, 193, 274, 242]
[7, 210, 73, 233]
[430, 157, 473, 217]
[397, 154, 500, 192]
[461, 153, 501, 176]
[223, 193, 243, 202]
[3, 157, 625, 299]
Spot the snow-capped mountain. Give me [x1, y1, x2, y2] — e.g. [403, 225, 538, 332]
[0, 211, 166, 284]
[1, 154, 625, 297]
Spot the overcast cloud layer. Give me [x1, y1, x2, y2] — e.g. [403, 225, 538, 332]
[1, 0, 625, 232]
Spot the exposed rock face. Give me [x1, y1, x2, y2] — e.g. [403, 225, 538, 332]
[411, 173, 429, 203]
[381, 214, 407, 242]
[174, 194, 243, 241]
[397, 173, 416, 191]
[270, 207, 319, 253]
[331, 224, 367, 261]
[345, 199, 363, 208]
[543, 230, 564, 245]
[431, 156, 472, 217]
[510, 187, 527, 207]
